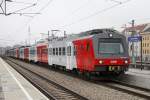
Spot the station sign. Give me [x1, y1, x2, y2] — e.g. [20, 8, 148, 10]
[128, 36, 142, 42]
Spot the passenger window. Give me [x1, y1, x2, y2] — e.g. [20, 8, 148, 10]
[42, 48, 48, 54]
[70, 46, 71, 56]
[74, 46, 77, 55]
[53, 48, 55, 55]
[62, 47, 66, 55]
[49, 48, 52, 55]
[59, 48, 61, 55]
[56, 48, 58, 55]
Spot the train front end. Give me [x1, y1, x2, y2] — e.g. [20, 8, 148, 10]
[92, 30, 130, 75]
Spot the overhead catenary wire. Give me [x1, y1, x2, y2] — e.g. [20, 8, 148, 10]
[11, 1, 37, 5]
[61, 0, 131, 28]
[0, 0, 40, 16]
[0, 0, 4, 14]
[13, 0, 54, 37]
[23, 0, 54, 24]
[7, 3, 37, 15]
[109, 0, 122, 4]
[62, 0, 91, 19]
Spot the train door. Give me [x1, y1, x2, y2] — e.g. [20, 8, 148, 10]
[48, 45, 53, 65]
[66, 42, 73, 70]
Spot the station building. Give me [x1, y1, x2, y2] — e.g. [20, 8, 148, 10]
[122, 23, 150, 62]
[141, 25, 150, 62]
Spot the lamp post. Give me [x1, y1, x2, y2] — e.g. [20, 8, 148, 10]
[140, 36, 143, 70]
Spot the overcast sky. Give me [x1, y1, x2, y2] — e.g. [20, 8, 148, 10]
[0, 0, 150, 47]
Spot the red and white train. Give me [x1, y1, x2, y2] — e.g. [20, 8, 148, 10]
[6, 29, 130, 75]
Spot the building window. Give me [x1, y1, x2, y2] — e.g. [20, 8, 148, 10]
[147, 50, 149, 54]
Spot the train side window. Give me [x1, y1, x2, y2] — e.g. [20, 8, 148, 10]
[43, 48, 47, 54]
[62, 47, 66, 55]
[59, 47, 61, 55]
[74, 46, 77, 55]
[49, 48, 51, 55]
[56, 48, 58, 55]
[49, 48, 52, 55]
[70, 46, 71, 56]
[46, 48, 48, 54]
[53, 48, 55, 55]
[67, 47, 69, 56]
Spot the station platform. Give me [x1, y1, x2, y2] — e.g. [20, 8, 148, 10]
[126, 68, 150, 78]
[0, 58, 49, 100]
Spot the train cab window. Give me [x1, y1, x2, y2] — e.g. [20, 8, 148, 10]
[59, 48, 61, 55]
[53, 48, 55, 55]
[98, 38, 124, 55]
[56, 48, 58, 55]
[62, 47, 66, 55]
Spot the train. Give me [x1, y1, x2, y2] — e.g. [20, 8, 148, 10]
[6, 29, 130, 76]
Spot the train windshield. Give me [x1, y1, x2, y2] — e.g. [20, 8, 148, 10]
[98, 38, 124, 55]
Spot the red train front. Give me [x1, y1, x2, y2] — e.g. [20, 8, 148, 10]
[73, 29, 129, 75]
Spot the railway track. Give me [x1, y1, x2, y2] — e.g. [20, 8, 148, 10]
[5, 58, 88, 100]
[4, 57, 150, 100]
[99, 80, 150, 100]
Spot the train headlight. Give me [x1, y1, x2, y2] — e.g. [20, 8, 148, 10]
[125, 60, 128, 64]
[109, 33, 113, 37]
[99, 60, 103, 64]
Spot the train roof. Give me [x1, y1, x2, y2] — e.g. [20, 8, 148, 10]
[79, 28, 120, 36]
[48, 29, 121, 42]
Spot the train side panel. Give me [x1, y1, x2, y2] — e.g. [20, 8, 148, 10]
[37, 45, 48, 63]
[29, 46, 37, 62]
[24, 47, 29, 61]
[73, 38, 95, 71]
[19, 48, 24, 60]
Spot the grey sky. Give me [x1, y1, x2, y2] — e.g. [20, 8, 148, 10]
[0, 0, 150, 47]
